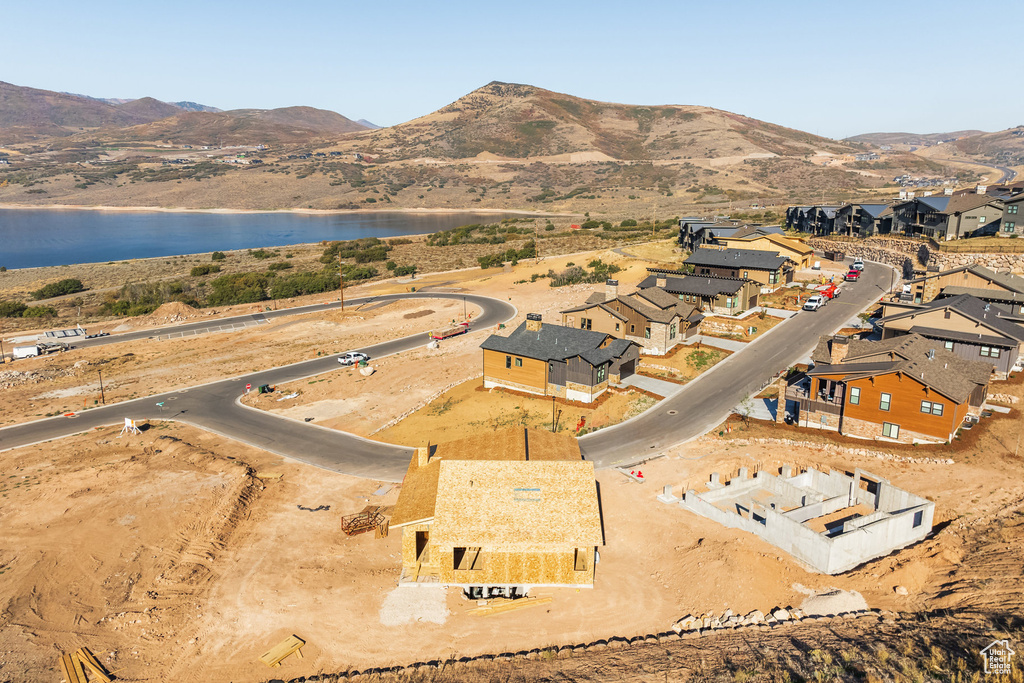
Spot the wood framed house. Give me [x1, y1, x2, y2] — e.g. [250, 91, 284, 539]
[389, 428, 604, 596]
[560, 279, 702, 355]
[788, 334, 991, 443]
[879, 294, 1024, 378]
[683, 247, 793, 291]
[480, 314, 640, 403]
[637, 269, 761, 315]
[717, 230, 814, 269]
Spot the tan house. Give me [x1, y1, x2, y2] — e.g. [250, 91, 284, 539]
[637, 268, 762, 315]
[560, 279, 702, 355]
[717, 230, 815, 270]
[389, 428, 604, 597]
[683, 247, 794, 291]
[902, 264, 1024, 306]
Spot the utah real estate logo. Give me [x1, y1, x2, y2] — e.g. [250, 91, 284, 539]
[981, 639, 1015, 675]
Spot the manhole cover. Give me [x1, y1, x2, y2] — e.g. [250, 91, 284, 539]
[667, 410, 678, 415]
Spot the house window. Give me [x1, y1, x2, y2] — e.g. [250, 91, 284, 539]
[980, 346, 1001, 358]
[515, 357, 523, 367]
[913, 510, 923, 528]
[882, 422, 900, 439]
[743, 271, 749, 279]
[505, 355, 511, 369]
[453, 547, 483, 571]
[921, 400, 933, 414]
[580, 318, 592, 330]
[1003, 221, 1016, 232]
[574, 548, 589, 572]
[932, 402, 944, 416]
[879, 393, 891, 411]
[615, 322, 620, 332]
[596, 365, 606, 383]
[978, 216, 986, 224]
[769, 270, 779, 284]
[1009, 205, 1019, 215]
[726, 296, 736, 308]
[849, 387, 860, 405]
[944, 341, 954, 351]
[644, 327, 651, 339]
[630, 324, 635, 333]
[669, 323, 677, 339]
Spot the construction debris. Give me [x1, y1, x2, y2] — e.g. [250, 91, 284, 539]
[58, 647, 112, 683]
[467, 596, 552, 617]
[341, 506, 386, 536]
[258, 634, 305, 668]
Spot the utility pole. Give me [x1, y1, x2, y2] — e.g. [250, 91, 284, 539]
[98, 369, 105, 405]
[339, 253, 345, 312]
[0, 336, 5, 364]
[551, 396, 556, 433]
[463, 296, 467, 321]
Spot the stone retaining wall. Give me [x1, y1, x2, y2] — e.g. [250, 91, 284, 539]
[809, 237, 1024, 274]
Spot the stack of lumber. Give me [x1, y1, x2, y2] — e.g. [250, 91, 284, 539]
[258, 635, 305, 668]
[58, 647, 112, 682]
[467, 597, 552, 617]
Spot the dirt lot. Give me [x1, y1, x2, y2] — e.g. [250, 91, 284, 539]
[636, 344, 729, 382]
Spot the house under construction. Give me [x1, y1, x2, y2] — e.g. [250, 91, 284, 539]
[389, 428, 604, 597]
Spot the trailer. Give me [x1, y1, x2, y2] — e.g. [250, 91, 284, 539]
[429, 322, 469, 340]
[13, 345, 40, 359]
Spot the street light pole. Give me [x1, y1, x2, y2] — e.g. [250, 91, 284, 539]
[98, 369, 105, 405]
[463, 296, 467, 321]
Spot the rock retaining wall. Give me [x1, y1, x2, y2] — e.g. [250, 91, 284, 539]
[809, 237, 1024, 274]
[705, 435, 955, 465]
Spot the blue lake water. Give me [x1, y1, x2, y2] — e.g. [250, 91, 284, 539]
[0, 210, 519, 269]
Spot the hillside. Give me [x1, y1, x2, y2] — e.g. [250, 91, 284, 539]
[846, 130, 985, 147]
[225, 106, 368, 135]
[947, 127, 1024, 166]
[0, 81, 161, 140]
[352, 81, 855, 162]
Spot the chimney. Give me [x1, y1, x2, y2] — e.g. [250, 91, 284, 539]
[656, 275, 667, 288]
[526, 313, 542, 332]
[605, 279, 619, 300]
[830, 335, 850, 365]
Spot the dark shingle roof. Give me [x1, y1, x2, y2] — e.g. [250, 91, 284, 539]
[938, 286, 1024, 304]
[562, 290, 696, 325]
[637, 274, 748, 296]
[684, 247, 789, 270]
[481, 322, 633, 364]
[905, 264, 1024, 294]
[880, 294, 1024, 342]
[809, 333, 991, 403]
[580, 338, 634, 365]
[909, 325, 1015, 348]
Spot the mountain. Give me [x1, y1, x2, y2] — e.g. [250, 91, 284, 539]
[356, 119, 381, 129]
[172, 101, 221, 113]
[351, 81, 854, 162]
[946, 127, 1024, 166]
[225, 106, 368, 135]
[845, 130, 985, 147]
[0, 81, 160, 140]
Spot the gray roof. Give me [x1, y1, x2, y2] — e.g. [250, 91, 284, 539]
[860, 203, 890, 218]
[905, 264, 1024, 294]
[562, 290, 696, 325]
[880, 294, 1024, 343]
[684, 247, 790, 270]
[938, 286, 1024, 305]
[480, 322, 634, 365]
[909, 325, 1016, 348]
[580, 338, 635, 366]
[637, 274, 748, 296]
[917, 196, 951, 212]
[808, 333, 991, 403]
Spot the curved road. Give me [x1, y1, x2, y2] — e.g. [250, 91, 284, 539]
[0, 265, 891, 480]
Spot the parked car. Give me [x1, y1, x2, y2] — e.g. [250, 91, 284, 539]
[803, 295, 826, 311]
[338, 351, 370, 366]
[845, 269, 861, 282]
[852, 258, 865, 271]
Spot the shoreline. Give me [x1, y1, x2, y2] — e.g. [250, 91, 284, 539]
[0, 202, 576, 218]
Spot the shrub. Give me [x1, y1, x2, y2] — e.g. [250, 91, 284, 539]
[320, 238, 392, 264]
[548, 259, 622, 287]
[0, 301, 28, 317]
[270, 270, 339, 299]
[0, 266, 6, 272]
[207, 272, 270, 306]
[394, 265, 417, 276]
[190, 264, 222, 276]
[477, 240, 537, 269]
[620, 219, 638, 227]
[388, 237, 413, 246]
[248, 248, 278, 260]
[267, 261, 293, 271]
[22, 306, 58, 318]
[386, 261, 397, 271]
[211, 251, 226, 261]
[32, 278, 84, 300]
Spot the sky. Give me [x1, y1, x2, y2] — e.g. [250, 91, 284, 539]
[5, 0, 1021, 139]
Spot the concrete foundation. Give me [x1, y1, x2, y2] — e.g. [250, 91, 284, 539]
[679, 466, 934, 574]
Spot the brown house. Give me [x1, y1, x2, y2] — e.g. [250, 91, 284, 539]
[903, 263, 1024, 307]
[560, 279, 702, 355]
[683, 247, 793, 290]
[480, 314, 640, 403]
[717, 231, 815, 269]
[389, 428, 604, 596]
[879, 294, 1024, 378]
[637, 268, 761, 315]
[788, 334, 990, 444]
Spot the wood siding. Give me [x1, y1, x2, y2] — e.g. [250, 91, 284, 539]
[483, 349, 547, 392]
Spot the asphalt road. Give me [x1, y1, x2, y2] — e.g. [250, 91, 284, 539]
[0, 266, 890, 481]
[0, 292, 516, 482]
[578, 263, 893, 468]
[937, 157, 1017, 185]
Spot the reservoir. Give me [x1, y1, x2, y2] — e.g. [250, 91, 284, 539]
[0, 209, 519, 269]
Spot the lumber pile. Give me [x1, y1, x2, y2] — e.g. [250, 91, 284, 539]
[258, 634, 305, 668]
[467, 597, 552, 617]
[58, 647, 112, 682]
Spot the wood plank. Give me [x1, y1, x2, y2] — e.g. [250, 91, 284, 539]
[258, 635, 306, 667]
[59, 653, 86, 683]
[76, 647, 113, 683]
[468, 597, 552, 617]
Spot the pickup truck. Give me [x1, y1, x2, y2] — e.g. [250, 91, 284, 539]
[852, 258, 865, 271]
[844, 269, 861, 282]
[803, 295, 826, 311]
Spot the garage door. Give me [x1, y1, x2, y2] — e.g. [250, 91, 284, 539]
[619, 359, 635, 378]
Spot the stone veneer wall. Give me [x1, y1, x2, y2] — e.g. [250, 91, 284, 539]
[808, 237, 1024, 274]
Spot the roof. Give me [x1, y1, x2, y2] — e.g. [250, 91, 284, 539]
[723, 232, 814, 255]
[942, 193, 1004, 215]
[431, 459, 604, 550]
[905, 264, 1024, 294]
[808, 333, 992, 403]
[631, 286, 698, 319]
[728, 225, 786, 239]
[938, 286, 1024, 304]
[563, 288, 697, 325]
[860, 203, 890, 218]
[909, 325, 1016, 348]
[917, 196, 951, 212]
[684, 247, 790, 271]
[879, 294, 1024, 343]
[637, 274, 748, 296]
[390, 428, 584, 529]
[480, 321, 636, 364]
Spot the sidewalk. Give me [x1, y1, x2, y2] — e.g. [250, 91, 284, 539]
[683, 335, 749, 352]
[616, 374, 685, 398]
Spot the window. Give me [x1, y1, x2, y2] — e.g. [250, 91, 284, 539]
[615, 322, 620, 332]
[849, 387, 860, 405]
[1009, 205, 1019, 215]
[913, 510, 923, 528]
[981, 346, 1001, 358]
[644, 327, 651, 339]
[596, 365, 607, 383]
[879, 393, 891, 411]
[505, 355, 511, 369]
[932, 402, 943, 416]
[669, 323, 677, 339]
[978, 216, 986, 224]
[944, 341, 954, 351]
[453, 547, 483, 571]
[1004, 222, 1016, 232]
[630, 324, 635, 334]
[726, 296, 737, 308]
[743, 271, 749, 279]
[921, 400, 933, 414]
[882, 422, 900, 439]
[515, 357, 523, 367]
[580, 317, 592, 330]
[769, 270, 779, 284]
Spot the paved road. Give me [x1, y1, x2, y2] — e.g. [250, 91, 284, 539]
[578, 264, 893, 468]
[937, 157, 1017, 185]
[0, 293, 516, 482]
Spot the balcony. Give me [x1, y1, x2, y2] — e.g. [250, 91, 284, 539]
[786, 383, 844, 416]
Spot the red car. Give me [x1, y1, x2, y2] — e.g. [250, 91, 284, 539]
[844, 269, 860, 282]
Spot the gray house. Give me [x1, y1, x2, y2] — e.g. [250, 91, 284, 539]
[637, 269, 761, 315]
[683, 247, 793, 290]
[833, 203, 892, 237]
[1001, 192, 1023, 237]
